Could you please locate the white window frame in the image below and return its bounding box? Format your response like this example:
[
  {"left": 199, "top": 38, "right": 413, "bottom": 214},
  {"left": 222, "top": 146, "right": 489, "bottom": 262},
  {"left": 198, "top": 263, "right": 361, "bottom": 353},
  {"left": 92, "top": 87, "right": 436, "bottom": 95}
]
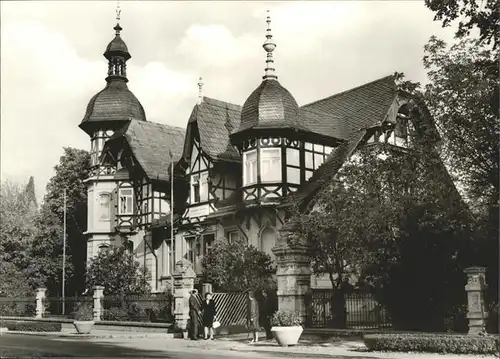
[
  {"left": 243, "top": 150, "right": 258, "bottom": 186},
  {"left": 200, "top": 172, "right": 209, "bottom": 202},
  {"left": 99, "top": 193, "right": 111, "bottom": 221},
  {"left": 118, "top": 188, "right": 134, "bottom": 215},
  {"left": 191, "top": 174, "right": 200, "bottom": 203},
  {"left": 260, "top": 148, "right": 281, "bottom": 183}
]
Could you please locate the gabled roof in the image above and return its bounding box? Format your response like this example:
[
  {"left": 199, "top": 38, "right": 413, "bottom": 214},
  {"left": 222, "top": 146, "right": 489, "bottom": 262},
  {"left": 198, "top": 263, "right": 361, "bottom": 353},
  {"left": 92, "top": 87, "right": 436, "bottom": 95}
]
[
  {"left": 302, "top": 75, "right": 398, "bottom": 136},
  {"left": 108, "top": 120, "right": 186, "bottom": 182},
  {"left": 187, "top": 97, "right": 242, "bottom": 162},
  {"left": 293, "top": 74, "right": 399, "bottom": 204}
]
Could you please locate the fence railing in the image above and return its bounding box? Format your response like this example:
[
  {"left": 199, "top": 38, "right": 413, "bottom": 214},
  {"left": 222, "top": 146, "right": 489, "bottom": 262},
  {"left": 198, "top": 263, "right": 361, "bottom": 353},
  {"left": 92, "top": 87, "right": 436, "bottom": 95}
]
[
  {"left": 101, "top": 294, "right": 173, "bottom": 323},
  {"left": 0, "top": 297, "right": 36, "bottom": 317},
  {"left": 42, "top": 296, "right": 93, "bottom": 319},
  {"left": 308, "top": 290, "right": 391, "bottom": 329}
]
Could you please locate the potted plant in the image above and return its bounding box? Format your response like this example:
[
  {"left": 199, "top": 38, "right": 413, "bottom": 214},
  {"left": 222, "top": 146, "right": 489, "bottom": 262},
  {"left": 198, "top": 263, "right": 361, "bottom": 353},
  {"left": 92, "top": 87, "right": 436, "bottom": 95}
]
[
  {"left": 270, "top": 310, "right": 304, "bottom": 347},
  {"left": 73, "top": 301, "right": 95, "bottom": 334}
]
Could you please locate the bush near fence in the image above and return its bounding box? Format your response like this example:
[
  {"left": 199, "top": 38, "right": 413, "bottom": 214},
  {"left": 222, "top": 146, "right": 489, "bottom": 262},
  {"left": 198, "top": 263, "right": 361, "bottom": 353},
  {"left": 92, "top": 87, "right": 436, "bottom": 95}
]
[
  {"left": 101, "top": 294, "right": 173, "bottom": 323},
  {"left": 6, "top": 321, "right": 62, "bottom": 332},
  {"left": 0, "top": 298, "right": 36, "bottom": 317}
]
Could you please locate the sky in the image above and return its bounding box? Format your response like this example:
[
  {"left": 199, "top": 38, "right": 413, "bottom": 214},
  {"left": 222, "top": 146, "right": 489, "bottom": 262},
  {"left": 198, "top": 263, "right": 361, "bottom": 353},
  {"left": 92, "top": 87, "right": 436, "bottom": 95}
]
[{"left": 1, "top": 1, "right": 458, "bottom": 204}]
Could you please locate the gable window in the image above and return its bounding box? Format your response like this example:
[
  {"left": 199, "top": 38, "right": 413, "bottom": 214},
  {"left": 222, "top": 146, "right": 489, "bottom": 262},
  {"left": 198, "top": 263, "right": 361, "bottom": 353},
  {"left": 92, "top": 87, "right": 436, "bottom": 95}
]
[
  {"left": 191, "top": 175, "right": 200, "bottom": 203},
  {"left": 200, "top": 173, "right": 209, "bottom": 202},
  {"left": 99, "top": 193, "right": 111, "bottom": 220},
  {"left": 119, "top": 188, "right": 133, "bottom": 215},
  {"left": 243, "top": 150, "right": 257, "bottom": 185},
  {"left": 260, "top": 148, "right": 281, "bottom": 182}
]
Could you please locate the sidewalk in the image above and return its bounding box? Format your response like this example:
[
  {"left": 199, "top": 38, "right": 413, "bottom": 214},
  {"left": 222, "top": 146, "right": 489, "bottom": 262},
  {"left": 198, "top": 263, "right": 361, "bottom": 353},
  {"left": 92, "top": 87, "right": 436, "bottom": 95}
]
[
  {"left": 2, "top": 327, "right": 496, "bottom": 358},
  {"left": 91, "top": 334, "right": 497, "bottom": 359}
]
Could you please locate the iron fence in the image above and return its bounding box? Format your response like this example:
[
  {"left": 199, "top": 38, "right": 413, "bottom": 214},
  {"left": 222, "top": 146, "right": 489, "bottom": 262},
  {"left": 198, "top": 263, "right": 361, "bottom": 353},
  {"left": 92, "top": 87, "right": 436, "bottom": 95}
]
[
  {"left": 101, "top": 294, "right": 173, "bottom": 323},
  {"left": 0, "top": 297, "right": 36, "bottom": 317},
  {"left": 43, "top": 296, "right": 93, "bottom": 319},
  {"left": 308, "top": 290, "right": 391, "bottom": 329}
]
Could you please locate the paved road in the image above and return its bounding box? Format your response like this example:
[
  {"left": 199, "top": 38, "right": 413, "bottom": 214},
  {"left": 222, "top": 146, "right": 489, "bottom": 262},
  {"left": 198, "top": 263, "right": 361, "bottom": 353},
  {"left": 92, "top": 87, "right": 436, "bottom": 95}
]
[{"left": 0, "top": 334, "right": 285, "bottom": 358}]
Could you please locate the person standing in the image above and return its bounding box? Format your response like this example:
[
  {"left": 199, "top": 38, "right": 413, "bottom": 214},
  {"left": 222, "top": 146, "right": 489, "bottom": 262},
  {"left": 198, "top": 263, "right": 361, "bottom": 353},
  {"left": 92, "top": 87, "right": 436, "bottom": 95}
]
[
  {"left": 201, "top": 292, "right": 216, "bottom": 340},
  {"left": 247, "top": 290, "right": 260, "bottom": 343},
  {"left": 259, "top": 289, "right": 274, "bottom": 340},
  {"left": 188, "top": 289, "right": 200, "bottom": 340}
]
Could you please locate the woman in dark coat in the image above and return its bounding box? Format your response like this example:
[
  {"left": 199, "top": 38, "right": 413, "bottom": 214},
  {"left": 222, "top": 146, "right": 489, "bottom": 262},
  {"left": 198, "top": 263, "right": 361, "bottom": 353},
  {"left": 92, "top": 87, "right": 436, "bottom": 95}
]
[
  {"left": 247, "top": 290, "right": 260, "bottom": 343},
  {"left": 201, "top": 292, "right": 217, "bottom": 340}
]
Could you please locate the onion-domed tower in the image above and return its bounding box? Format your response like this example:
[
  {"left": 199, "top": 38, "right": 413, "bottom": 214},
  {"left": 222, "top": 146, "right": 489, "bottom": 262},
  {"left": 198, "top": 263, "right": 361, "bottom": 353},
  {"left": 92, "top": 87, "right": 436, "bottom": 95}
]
[
  {"left": 79, "top": 8, "right": 146, "bottom": 260},
  {"left": 230, "top": 11, "right": 308, "bottom": 203}
]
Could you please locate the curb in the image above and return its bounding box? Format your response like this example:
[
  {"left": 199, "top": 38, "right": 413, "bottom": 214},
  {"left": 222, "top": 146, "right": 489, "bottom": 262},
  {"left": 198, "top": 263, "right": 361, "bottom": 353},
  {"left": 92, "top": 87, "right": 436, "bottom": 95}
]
[{"left": 1, "top": 330, "right": 174, "bottom": 340}]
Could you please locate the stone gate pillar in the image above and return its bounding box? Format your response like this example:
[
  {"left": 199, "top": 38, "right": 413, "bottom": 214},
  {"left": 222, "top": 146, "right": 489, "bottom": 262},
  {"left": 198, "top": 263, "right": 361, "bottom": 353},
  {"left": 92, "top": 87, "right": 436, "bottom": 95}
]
[
  {"left": 272, "top": 234, "right": 311, "bottom": 324},
  {"left": 35, "top": 288, "right": 47, "bottom": 319},
  {"left": 93, "top": 286, "right": 104, "bottom": 321},
  {"left": 464, "top": 266, "right": 488, "bottom": 335},
  {"left": 173, "top": 259, "right": 196, "bottom": 338}
]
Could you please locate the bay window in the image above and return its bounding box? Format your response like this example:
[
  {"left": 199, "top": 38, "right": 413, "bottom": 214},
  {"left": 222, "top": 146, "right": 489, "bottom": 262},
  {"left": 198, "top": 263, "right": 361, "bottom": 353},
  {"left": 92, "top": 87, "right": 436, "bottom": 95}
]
[
  {"left": 243, "top": 150, "right": 257, "bottom": 185},
  {"left": 260, "top": 148, "right": 281, "bottom": 182},
  {"left": 99, "top": 193, "right": 111, "bottom": 220}
]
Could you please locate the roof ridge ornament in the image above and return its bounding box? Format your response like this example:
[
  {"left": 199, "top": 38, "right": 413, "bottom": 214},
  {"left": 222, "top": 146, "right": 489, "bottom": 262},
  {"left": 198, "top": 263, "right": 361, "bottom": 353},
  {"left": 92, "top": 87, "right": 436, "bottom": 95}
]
[
  {"left": 114, "top": 1, "right": 122, "bottom": 35},
  {"left": 197, "top": 77, "right": 204, "bottom": 104},
  {"left": 262, "top": 10, "right": 277, "bottom": 80}
]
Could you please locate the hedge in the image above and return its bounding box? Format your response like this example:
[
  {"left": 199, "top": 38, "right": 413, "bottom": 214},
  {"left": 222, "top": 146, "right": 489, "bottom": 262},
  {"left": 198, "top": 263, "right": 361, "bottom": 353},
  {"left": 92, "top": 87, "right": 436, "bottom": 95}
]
[
  {"left": 364, "top": 333, "right": 499, "bottom": 355},
  {"left": 6, "top": 321, "right": 62, "bottom": 332}
]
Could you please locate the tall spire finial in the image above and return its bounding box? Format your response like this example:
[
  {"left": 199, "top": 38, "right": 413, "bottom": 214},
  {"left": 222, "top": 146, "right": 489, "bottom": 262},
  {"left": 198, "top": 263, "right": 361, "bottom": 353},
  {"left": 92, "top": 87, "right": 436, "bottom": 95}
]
[
  {"left": 262, "top": 10, "right": 277, "bottom": 80},
  {"left": 114, "top": 1, "right": 122, "bottom": 35},
  {"left": 197, "top": 77, "right": 204, "bottom": 104}
]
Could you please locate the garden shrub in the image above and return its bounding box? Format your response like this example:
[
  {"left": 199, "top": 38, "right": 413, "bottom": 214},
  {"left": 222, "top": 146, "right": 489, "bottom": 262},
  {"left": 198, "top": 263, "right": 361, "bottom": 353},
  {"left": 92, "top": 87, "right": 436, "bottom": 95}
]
[
  {"left": 271, "top": 311, "right": 303, "bottom": 327},
  {"left": 363, "top": 333, "right": 499, "bottom": 355},
  {"left": 6, "top": 321, "right": 62, "bottom": 332}
]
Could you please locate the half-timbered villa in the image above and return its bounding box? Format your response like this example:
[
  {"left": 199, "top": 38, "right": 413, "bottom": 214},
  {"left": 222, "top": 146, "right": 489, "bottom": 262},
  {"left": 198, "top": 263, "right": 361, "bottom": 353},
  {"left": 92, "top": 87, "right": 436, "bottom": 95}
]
[{"left": 80, "top": 13, "right": 418, "bottom": 292}]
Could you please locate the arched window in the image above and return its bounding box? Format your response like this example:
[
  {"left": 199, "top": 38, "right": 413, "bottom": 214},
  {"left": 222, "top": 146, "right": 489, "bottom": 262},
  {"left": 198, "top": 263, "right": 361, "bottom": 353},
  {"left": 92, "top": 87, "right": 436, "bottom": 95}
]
[
  {"left": 98, "top": 243, "right": 109, "bottom": 253},
  {"left": 260, "top": 227, "right": 277, "bottom": 260},
  {"left": 99, "top": 193, "right": 111, "bottom": 220}
]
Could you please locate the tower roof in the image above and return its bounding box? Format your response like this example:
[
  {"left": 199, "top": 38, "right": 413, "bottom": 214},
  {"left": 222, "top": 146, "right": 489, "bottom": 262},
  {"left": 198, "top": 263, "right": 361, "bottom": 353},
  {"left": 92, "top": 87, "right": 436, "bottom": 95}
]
[
  {"left": 79, "top": 8, "right": 146, "bottom": 135},
  {"left": 232, "top": 11, "right": 304, "bottom": 139},
  {"left": 104, "top": 23, "right": 131, "bottom": 61}
]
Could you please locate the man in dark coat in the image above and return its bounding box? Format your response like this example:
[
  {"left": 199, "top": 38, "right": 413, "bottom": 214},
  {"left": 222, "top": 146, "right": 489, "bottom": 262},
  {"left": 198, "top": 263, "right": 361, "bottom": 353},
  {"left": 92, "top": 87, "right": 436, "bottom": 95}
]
[
  {"left": 188, "top": 289, "right": 200, "bottom": 340},
  {"left": 247, "top": 290, "right": 259, "bottom": 343},
  {"left": 259, "top": 289, "right": 275, "bottom": 340}
]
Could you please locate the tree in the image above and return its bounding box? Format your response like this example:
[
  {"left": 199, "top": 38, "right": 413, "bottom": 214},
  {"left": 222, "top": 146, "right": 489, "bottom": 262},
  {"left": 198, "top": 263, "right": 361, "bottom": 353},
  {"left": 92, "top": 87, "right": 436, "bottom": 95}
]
[
  {"left": 289, "top": 98, "right": 473, "bottom": 330},
  {"left": 0, "top": 180, "right": 37, "bottom": 268},
  {"left": 422, "top": 37, "right": 499, "bottom": 303},
  {"left": 39, "top": 147, "right": 91, "bottom": 295},
  {"left": 86, "top": 246, "right": 151, "bottom": 296},
  {"left": 202, "top": 236, "right": 275, "bottom": 293},
  {"left": 425, "top": 0, "right": 499, "bottom": 49}
]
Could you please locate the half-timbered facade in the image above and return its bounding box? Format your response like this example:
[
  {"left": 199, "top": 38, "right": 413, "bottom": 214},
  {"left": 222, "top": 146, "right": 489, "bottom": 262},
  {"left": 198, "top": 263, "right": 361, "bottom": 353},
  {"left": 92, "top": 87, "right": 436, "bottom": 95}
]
[{"left": 81, "top": 12, "right": 433, "bottom": 292}]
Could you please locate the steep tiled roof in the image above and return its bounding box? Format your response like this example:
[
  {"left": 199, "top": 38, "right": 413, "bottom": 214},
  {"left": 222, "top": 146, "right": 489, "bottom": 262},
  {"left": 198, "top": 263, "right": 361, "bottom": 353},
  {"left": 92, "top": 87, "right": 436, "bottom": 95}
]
[
  {"left": 119, "top": 120, "right": 185, "bottom": 182},
  {"left": 294, "top": 74, "right": 399, "bottom": 204},
  {"left": 302, "top": 75, "right": 398, "bottom": 136},
  {"left": 80, "top": 79, "right": 146, "bottom": 134},
  {"left": 188, "top": 97, "right": 242, "bottom": 161}
]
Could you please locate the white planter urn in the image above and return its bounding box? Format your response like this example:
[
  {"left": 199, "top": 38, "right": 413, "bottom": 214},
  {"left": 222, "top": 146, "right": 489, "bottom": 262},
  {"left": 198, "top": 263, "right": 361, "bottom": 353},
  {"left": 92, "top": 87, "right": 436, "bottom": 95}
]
[
  {"left": 73, "top": 321, "right": 95, "bottom": 334},
  {"left": 271, "top": 326, "right": 303, "bottom": 347}
]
